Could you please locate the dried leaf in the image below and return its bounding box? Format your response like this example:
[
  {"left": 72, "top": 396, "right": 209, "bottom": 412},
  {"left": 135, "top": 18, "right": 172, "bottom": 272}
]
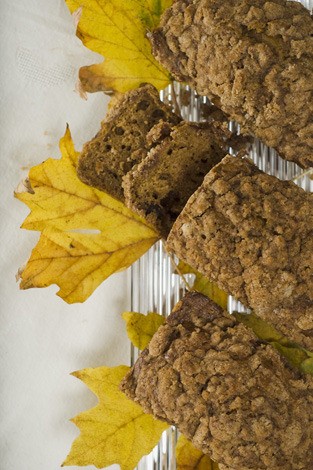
[
  {"left": 122, "top": 311, "right": 165, "bottom": 349},
  {"left": 63, "top": 366, "right": 168, "bottom": 469},
  {"left": 176, "top": 435, "right": 219, "bottom": 470},
  {"left": 16, "top": 127, "right": 159, "bottom": 303},
  {"left": 15, "top": 177, "right": 34, "bottom": 195},
  {"left": 65, "top": 0, "right": 172, "bottom": 94},
  {"left": 177, "top": 261, "right": 228, "bottom": 309},
  {"left": 234, "top": 312, "right": 313, "bottom": 376},
  {"left": 176, "top": 263, "right": 313, "bottom": 375}
]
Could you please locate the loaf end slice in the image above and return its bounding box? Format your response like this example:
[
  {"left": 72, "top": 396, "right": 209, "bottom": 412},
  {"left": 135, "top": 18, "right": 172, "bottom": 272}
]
[{"left": 77, "top": 84, "right": 181, "bottom": 200}]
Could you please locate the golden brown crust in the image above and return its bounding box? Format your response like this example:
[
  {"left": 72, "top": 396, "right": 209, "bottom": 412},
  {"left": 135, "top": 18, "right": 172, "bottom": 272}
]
[
  {"left": 121, "top": 292, "right": 313, "bottom": 470},
  {"left": 150, "top": 0, "right": 313, "bottom": 168},
  {"left": 166, "top": 155, "right": 313, "bottom": 349}
]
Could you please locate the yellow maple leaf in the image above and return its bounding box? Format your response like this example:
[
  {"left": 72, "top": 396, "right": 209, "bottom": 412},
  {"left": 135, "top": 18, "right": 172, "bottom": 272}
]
[
  {"left": 234, "top": 312, "right": 313, "bottom": 376},
  {"left": 65, "top": 0, "right": 172, "bottom": 94},
  {"left": 122, "top": 311, "right": 165, "bottom": 349},
  {"left": 63, "top": 366, "right": 168, "bottom": 469},
  {"left": 176, "top": 435, "right": 219, "bottom": 470},
  {"left": 176, "top": 263, "right": 313, "bottom": 375},
  {"left": 177, "top": 261, "right": 228, "bottom": 309},
  {"left": 16, "top": 126, "right": 159, "bottom": 303}
]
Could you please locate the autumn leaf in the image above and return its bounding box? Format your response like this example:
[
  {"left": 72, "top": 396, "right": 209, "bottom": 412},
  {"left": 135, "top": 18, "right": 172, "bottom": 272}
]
[
  {"left": 234, "top": 312, "right": 313, "bottom": 376},
  {"left": 65, "top": 0, "right": 172, "bottom": 94},
  {"left": 176, "top": 435, "right": 219, "bottom": 470},
  {"left": 175, "top": 263, "right": 313, "bottom": 375},
  {"left": 177, "top": 261, "right": 228, "bottom": 309},
  {"left": 122, "top": 311, "right": 165, "bottom": 349},
  {"left": 63, "top": 366, "right": 168, "bottom": 469},
  {"left": 16, "top": 126, "right": 159, "bottom": 303}
]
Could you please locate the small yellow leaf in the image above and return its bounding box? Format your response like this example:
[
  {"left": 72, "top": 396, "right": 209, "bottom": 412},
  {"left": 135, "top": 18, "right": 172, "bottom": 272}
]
[
  {"left": 63, "top": 366, "right": 168, "bottom": 469},
  {"left": 176, "top": 264, "right": 313, "bottom": 374},
  {"left": 122, "top": 311, "right": 165, "bottom": 349},
  {"left": 16, "top": 127, "right": 159, "bottom": 303},
  {"left": 176, "top": 435, "right": 219, "bottom": 470},
  {"left": 177, "top": 261, "right": 228, "bottom": 309},
  {"left": 65, "top": 0, "right": 171, "bottom": 94},
  {"left": 234, "top": 312, "right": 313, "bottom": 376}
]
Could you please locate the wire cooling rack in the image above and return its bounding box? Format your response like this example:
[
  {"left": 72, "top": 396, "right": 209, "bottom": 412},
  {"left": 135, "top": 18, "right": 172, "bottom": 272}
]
[{"left": 129, "top": 2, "right": 313, "bottom": 462}]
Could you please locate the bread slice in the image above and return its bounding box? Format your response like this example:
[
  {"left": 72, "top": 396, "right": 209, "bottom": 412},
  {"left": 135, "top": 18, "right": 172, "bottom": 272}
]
[
  {"left": 77, "top": 84, "right": 181, "bottom": 201},
  {"left": 123, "top": 121, "right": 225, "bottom": 237},
  {"left": 121, "top": 292, "right": 313, "bottom": 470},
  {"left": 166, "top": 155, "right": 313, "bottom": 349}
]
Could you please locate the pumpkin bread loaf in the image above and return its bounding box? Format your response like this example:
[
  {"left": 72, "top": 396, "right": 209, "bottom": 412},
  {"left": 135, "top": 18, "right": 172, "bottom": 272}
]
[
  {"left": 150, "top": 0, "right": 313, "bottom": 167},
  {"left": 121, "top": 292, "right": 313, "bottom": 470},
  {"left": 167, "top": 156, "right": 313, "bottom": 349}
]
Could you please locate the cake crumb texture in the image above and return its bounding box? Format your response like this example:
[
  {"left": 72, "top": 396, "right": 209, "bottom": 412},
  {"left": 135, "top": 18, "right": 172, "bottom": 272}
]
[
  {"left": 123, "top": 121, "right": 225, "bottom": 237},
  {"left": 77, "top": 84, "right": 181, "bottom": 200}
]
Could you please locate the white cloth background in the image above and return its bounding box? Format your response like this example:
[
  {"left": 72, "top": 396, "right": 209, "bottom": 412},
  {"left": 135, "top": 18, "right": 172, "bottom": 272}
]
[{"left": 0, "top": 1, "right": 129, "bottom": 469}]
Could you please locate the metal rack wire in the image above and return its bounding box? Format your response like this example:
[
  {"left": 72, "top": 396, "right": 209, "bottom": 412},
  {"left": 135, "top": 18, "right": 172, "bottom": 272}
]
[{"left": 129, "top": 2, "right": 313, "bottom": 461}]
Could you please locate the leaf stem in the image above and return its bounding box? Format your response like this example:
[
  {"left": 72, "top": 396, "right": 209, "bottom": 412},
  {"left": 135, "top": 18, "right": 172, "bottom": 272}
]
[{"left": 291, "top": 168, "right": 313, "bottom": 182}]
